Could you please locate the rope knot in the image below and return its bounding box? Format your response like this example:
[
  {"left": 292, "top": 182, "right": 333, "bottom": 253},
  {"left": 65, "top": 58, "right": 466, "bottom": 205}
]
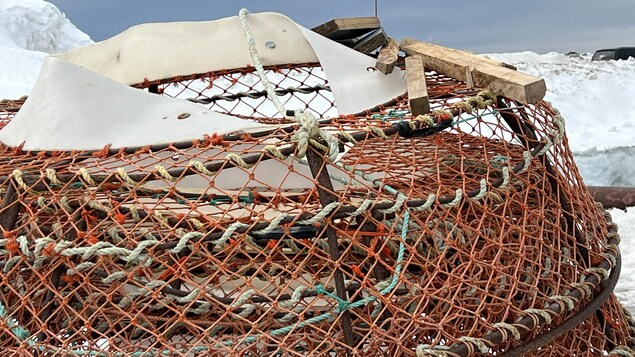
[{"left": 291, "top": 110, "right": 338, "bottom": 161}]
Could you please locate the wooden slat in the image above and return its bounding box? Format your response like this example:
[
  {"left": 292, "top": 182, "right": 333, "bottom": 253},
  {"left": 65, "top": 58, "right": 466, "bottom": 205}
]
[
  {"left": 312, "top": 17, "right": 381, "bottom": 41},
  {"left": 400, "top": 38, "right": 546, "bottom": 104},
  {"left": 405, "top": 55, "right": 430, "bottom": 116},
  {"left": 353, "top": 29, "right": 387, "bottom": 54},
  {"left": 375, "top": 37, "right": 400, "bottom": 74}
]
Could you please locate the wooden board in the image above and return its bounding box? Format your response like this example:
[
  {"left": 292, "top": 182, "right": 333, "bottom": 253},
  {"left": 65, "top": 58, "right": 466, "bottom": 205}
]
[
  {"left": 400, "top": 38, "right": 546, "bottom": 104},
  {"left": 353, "top": 28, "right": 387, "bottom": 54},
  {"left": 405, "top": 55, "right": 430, "bottom": 116},
  {"left": 312, "top": 17, "right": 381, "bottom": 41},
  {"left": 375, "top": 37, "right": 400, "bottom": 74}
]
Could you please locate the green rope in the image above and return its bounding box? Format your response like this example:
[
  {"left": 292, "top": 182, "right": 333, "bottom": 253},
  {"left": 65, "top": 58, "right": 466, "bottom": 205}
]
[
  {"left": 0, "top": 301, "right": 34, "bottom": 346},
  {"left": 371, "top": 109, "right": 409, "bottom": 122},
  {"left": 42, "top": 210, "right": 409, "bottom": 356},
  {"left": 451, "top": 108, "right": 496, "bottom": 126}
]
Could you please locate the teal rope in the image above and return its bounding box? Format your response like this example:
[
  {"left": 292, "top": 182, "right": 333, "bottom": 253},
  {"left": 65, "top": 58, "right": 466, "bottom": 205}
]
[
  {"left": 235, "top": 210, "right": 408, "bottom": 345},
  {"left": 451, "top": 108, "right": 496, "bottom": 126},
  {"left": 59, "top": 210, "right": 410, "bottom": 355},
  {"left": 370, "top": 109, "right": 409, "bottom": 122},
  {"left": 0, "top": 301, "right": 34, "bottom": 346}
]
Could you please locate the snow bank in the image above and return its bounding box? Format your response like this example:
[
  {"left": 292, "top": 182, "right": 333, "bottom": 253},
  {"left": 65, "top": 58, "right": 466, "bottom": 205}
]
[
  {"left": 611, "top": 207, "right": 635, "bottom": 312},
  {"left": 486, "top": 51, "right": 635, "bottom": 186},
  {"left": 0, "top": 0, "right": 91, "bottom": 53},
  {"left": 0, "top": 0, "right": 91, "bottom": 98}
]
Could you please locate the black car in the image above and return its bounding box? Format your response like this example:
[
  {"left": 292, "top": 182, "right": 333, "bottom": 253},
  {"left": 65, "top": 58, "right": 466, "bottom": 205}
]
[{"left": 591, "top": 47, "right": 635, "bottom": 61}]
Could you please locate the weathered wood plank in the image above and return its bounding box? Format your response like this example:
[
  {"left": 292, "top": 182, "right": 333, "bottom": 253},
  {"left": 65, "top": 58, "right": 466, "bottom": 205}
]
[
  {"left": 405, "top": 55, "right": 430, "bottom": 116},
  {"left": 312, "top": 17, "right": 381, "bottom": 41},
  {"left": 353, "top": 28, "right": 387, "bottom": 54},
  {"left": 400, "top": 38, "right": 546, "bottom": 104},
  {"left": 375, "top": 37, "right": 400, "bottom": 74}
]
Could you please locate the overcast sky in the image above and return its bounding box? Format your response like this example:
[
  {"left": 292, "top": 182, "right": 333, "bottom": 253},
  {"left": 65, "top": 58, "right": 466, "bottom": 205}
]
[{"left": 48, "top": 0, "right": 635, "bottom": 54}]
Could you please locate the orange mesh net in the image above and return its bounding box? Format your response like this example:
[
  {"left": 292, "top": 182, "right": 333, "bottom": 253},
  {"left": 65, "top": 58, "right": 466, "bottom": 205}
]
[{"left": 0, "top": 63, "right": 632, "bottom": 356}]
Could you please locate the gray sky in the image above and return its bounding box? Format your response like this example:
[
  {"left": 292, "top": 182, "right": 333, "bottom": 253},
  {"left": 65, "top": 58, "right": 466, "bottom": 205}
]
[{"left": 48, "top": 0, "right": 635, "bottom": 54}]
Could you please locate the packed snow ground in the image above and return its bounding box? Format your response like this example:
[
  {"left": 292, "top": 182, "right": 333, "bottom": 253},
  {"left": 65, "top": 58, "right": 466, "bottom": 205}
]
[{"left": 1, "top": 0, "right": 634, "bottom": 317}]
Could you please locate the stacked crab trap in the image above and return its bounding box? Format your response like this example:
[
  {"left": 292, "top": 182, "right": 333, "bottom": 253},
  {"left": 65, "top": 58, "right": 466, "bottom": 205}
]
[{"left": 0, "top": 10, "right": 634, "bottom": 356}]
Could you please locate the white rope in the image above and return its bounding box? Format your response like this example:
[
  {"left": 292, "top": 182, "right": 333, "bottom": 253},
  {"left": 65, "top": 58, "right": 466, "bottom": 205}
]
[
  {"left": 78, "top": 167, "right": 97, "bottom": 186},
  {"left": 238, "top": 9, "right": 286, "bottom": 117},
  {"left": 492, "top": 322, "right": 521, "bottom": 340},
  {"left": 45, "top": 168, "right": 63, "bottom": 187},
  {"left": 239, "top": 8, "right": 338, "bottom": 161}
]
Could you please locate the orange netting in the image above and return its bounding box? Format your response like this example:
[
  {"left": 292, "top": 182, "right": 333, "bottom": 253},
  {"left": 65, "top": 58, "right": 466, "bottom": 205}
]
[{"left": 0, "top": 63, "right": 632, "bottom": 356}]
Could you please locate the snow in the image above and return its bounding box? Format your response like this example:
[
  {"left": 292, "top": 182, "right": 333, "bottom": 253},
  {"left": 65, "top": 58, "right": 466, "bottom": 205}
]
[
  {"left": 0, "top": 0, "right": 92, "bottom": 98},
  {"left": 0, "top": 0, "right": 634, "bottom": 328},
  {"left": 486, "top": 51, "right": 635, "bottom": 187}
]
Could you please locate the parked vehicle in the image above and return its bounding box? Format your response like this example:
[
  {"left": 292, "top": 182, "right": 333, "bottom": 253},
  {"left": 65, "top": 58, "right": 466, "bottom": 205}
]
[{"left": 592, "top": 47, "right": 635, "bottom": 61}]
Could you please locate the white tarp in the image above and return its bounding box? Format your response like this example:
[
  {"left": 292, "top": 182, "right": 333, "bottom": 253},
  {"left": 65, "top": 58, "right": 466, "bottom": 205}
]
[
  {"left": 0, "top": 12, "right": 406, "bottom": 151},
  {"left": 0, "top": 57, "right": 270, "bottom": 150}
]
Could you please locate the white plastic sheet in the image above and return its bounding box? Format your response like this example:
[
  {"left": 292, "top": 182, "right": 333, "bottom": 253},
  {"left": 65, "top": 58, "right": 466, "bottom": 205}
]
[{"left": 0, "top": 12, "right": 407, "bottom": 150}]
